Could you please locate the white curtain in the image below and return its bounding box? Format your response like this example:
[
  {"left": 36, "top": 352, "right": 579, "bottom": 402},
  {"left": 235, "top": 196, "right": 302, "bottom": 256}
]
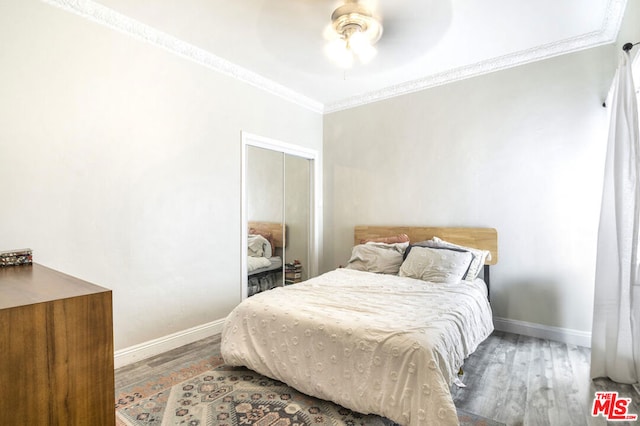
[{"left": 591, "top": 51, "right": 640, "bottom": 384}]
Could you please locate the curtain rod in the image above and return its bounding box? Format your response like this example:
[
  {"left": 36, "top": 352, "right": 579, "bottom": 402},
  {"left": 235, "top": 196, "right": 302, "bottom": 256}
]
[{"left": 602, "top": 42, "right": 639, "bottom": 107}]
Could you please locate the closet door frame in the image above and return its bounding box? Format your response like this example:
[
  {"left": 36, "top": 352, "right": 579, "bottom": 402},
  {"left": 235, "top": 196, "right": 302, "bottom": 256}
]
[{"left": 241, "top": 131, "right": 320, "bottom": 300}]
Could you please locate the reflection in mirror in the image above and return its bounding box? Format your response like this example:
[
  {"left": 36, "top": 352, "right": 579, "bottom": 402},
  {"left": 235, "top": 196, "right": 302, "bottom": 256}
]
[
  {"left": 242, "top": 133, "right": 317, "bottom": 300},
  {"left": 284, "top": 154, "right": 311, "bottom": 284},
  {"left": 246, "top": 146, "right": 284, "bottom": 296},
  {"left": 247, "top": 147, "right": 283, "bottom": 228}
]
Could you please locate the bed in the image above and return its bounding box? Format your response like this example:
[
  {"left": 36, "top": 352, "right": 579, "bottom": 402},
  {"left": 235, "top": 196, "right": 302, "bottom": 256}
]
[
  {"left": 224, "top": 226, "right": 498, "bottom": 425},
  {"left": 247, "top": 221, "right": 285, "bottom": 296}
]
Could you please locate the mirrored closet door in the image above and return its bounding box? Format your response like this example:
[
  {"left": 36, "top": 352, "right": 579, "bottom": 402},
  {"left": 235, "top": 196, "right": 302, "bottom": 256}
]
[
  {"left": 284, "top": 154, "right": 311, "bottom": 285},
  {"left": 242, "top": 132, "right": 317, "bottom": 300}
]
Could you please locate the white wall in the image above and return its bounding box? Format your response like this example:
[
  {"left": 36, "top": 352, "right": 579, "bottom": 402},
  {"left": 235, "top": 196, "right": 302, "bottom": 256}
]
[
  {"left": 323, "top": 45, "right": 618, "bottom": 337},
  {"left": 0, "top": 0, "right": 322, "bottom": 351}
]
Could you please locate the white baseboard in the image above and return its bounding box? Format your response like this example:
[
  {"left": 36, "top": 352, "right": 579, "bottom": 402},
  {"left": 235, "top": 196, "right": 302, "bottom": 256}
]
[
  {"left": 493, "top": 316, "right": 592, "bottom": 348},
  {"left": 114, "top": 318, "right": 226, "bottom": 369}
]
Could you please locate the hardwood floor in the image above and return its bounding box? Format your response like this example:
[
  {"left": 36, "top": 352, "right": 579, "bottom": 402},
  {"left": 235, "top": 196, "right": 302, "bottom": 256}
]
[
  {"left": 114, "top": 333, "right": 222, "bottom": 391},
  {"left": 451, "top": 331, "right": 640, "bottom": 426},
  {"left": 115, "top": 331, "right": 639, "bottom": 426}
]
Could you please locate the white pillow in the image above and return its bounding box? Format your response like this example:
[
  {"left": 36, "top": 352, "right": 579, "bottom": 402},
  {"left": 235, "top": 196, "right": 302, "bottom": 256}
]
[
  {"left": 345, "top": 242, "right": 409, "bottom": 275},
  {"left": 247, "top": 234, "right": 272, "bottom": 258},
  {"left": 399, "top": 246, "right": 473, "bottom": 284},
  {"left": 426, "top": 237, "right": 491, "bottom": 280}
]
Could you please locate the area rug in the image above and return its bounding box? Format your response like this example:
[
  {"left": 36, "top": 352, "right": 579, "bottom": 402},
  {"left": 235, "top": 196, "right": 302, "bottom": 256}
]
[{"left": 116, "top": 361, "right": 503, "bottom": 426}]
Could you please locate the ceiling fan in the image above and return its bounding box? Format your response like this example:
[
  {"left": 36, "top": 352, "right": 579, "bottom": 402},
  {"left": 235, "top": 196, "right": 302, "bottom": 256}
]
[{"left": 323, "top": 0, "right": 383, "bottom": 68}]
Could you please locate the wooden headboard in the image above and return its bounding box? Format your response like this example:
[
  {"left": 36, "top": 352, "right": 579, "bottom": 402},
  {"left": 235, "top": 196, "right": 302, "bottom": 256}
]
[
  {"left": 354, "top": 226, "right": 498, "bottom": 265},
  {"left": 249, "top": 221, "right": 286, "bottom": 248}
]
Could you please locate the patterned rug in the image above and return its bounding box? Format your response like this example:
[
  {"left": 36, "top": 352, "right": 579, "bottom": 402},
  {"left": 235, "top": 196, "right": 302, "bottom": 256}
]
[{"left": 116, "top": 357, "right": 503, "bottom": 426}]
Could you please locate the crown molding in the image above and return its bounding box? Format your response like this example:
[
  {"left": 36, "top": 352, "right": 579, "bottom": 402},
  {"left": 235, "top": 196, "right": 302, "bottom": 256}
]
[
  {"left": 44, "top": 0, "right": 626, "bottom": 115},
  {"left": 324, "top": 0, "right": 627, "bottom": 113},
  {"left": 43, "top": 0, "right": 324, "bottom": 114}
]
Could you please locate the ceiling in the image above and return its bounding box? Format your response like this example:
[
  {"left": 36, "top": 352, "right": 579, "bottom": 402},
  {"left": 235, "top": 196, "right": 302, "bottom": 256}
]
[{"left": 49, "top": 0, "right": 626, "bottom": 113}]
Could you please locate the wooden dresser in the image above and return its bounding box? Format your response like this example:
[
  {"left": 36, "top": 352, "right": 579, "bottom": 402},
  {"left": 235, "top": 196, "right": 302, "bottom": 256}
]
[{"left": 0, "top": 263, "right": 115, "bottom": 425}]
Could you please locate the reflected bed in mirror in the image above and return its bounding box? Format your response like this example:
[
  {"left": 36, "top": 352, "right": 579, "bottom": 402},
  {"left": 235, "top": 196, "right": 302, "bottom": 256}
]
[{"left": 247, "top": 221, "right": 285, "bottom": 296}]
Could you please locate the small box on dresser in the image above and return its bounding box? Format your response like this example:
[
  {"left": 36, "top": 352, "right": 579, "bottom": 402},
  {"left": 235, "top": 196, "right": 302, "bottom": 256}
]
[{"left": 0, "top": 248, "right": 32, "bottom": 267}]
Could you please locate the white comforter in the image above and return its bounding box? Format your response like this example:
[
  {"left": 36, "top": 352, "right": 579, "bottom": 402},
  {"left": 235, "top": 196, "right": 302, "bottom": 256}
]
[
  {"left": 221, "top": 268, "right": 493, "bottom": 426},
  {"left": 247, "top": 255, "right": 272, "bottom": 272}
]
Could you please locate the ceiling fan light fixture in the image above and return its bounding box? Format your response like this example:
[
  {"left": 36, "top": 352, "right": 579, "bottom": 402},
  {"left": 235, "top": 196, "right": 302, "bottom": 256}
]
[
  {"left": 325, "top": 1, "right": 382, "bottom": 68},
  {"left": 348, "top": 31, "right": 377, "bottom": 63},
  {"left": 324, "top": 38, "right": 355, "bottom": 69}
]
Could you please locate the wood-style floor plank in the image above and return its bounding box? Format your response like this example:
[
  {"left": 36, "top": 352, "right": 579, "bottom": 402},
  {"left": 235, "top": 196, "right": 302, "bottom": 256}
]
[
  {"left": 523, "top": 336, "right": 552, "bottom": 425},
  {"left": 548, "top": 340, "right": 583, "bottom": 425},
  {"left": 114, "top": 334, "right": 222, "bottom": 390},
  {"left": 451, "top": 331, "right": 640, "bottom": 426},
  {"left": 116, "top": 331, "right": 640, "bottom": 426}
]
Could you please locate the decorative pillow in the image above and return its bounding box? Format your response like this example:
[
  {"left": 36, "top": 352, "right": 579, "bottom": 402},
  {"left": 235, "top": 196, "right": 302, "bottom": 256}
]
[
  {"left": 403, "top": 242, "right": 467, "bottom": 260},
  {"left": 421, "top": 237, "right": 491, "bottom": 280},
  {"left": 359, "top": 233, "right": 410, "bottom": 245},
  {"left": 403, "top": 244, "right": 472, "bottom": 278},
  {"left": 399, "top": 246, "right": 473, "bottom": 284},
  {"left": 345, "top": 241, "right": 409, "bottom": 275}
]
